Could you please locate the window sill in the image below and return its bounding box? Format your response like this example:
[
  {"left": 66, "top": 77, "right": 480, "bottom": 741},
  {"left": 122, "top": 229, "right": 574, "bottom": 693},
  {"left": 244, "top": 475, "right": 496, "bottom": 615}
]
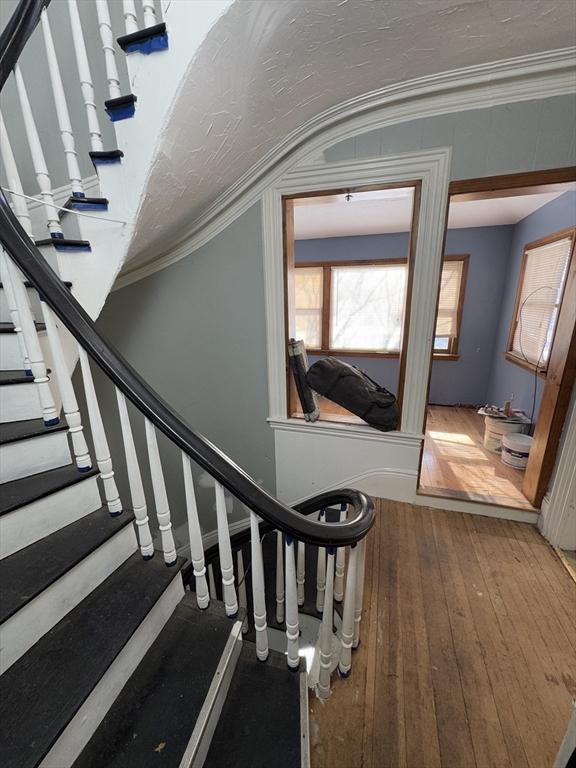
[
  {"left": 505, "top": 352, "right": 547, "bottom": 378},
  {"left": 305, "top": 349, "right": 461, "bottom": 360},
  {"left": 432, "top": 353, "right": 460, "bottom": 361},
  {"left": 268, "top": 416, "right": 424, "bottom": 445}
]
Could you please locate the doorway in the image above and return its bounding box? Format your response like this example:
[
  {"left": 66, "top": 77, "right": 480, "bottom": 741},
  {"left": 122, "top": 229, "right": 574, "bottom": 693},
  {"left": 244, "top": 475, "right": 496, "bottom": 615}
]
[
  {"left": 283, "top": 183, "right": 421, "bottom": 426},
  {"left": 418, "top": 169, "right": 576, "bottom": 510}
]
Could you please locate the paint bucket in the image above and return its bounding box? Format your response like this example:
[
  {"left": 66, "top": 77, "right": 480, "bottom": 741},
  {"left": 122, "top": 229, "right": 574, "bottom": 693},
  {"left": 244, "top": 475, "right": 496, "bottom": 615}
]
[
  {"left": 501, "top": 433, "right": 533, "bottom": 470},
  {"left": 483, "top": 416, "right": 524, "bottom": 454}
]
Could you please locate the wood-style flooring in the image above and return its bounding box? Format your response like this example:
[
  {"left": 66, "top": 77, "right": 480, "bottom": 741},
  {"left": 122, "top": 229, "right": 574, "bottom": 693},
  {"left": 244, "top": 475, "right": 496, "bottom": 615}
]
[
  {"left": 420, "top": 405, "right": 535, "bottom": 510},
  {"left": 309, "top": 500, "right": 576, "bottom": 768}
]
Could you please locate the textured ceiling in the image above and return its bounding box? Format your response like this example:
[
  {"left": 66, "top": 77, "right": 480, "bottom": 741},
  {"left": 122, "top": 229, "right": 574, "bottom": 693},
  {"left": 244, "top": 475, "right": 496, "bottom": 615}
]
[{"left": 128, "top": 0, "right": 576, "bottom": 268}]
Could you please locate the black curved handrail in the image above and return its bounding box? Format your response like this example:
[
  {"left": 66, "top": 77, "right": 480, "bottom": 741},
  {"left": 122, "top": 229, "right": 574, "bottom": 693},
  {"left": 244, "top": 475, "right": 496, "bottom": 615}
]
[{"left": 0, "top": 1, "right": 375, "bottom": 547}]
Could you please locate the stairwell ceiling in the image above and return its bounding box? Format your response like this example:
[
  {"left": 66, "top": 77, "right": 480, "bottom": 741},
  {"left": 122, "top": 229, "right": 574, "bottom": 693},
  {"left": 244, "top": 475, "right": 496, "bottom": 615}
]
[{"left": 127, "top": 0, "right": 576, "bottom": 272}]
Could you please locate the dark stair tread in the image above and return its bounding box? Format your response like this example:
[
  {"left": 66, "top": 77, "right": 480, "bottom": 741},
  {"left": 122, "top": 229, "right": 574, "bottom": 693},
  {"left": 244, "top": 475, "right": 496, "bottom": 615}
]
[
  {"left": 203, "top": 644, "right": 302, "bottom": 768},
  {"left": 0, "top": 321, "right": 45, "bottom": 333},
  {"left": 0, "top": 369, "right": 34, "bottom": 385},
  {"left": 0, "top": 553, "right": 185, "bottom": 768},
  {"left": 0, "top": 415, "right": 68, "bottom": 445},
  {"left": 0, "top": 280, "right": 72, "bottom": 289},
  {"left": 73, "top": 593, "right": 234, "bottom": 768},
  {"left": 35, "top": 238, "right": 91, "bottom": 250},
  {"left": 0, "top": 506, "right": 135, "bottom": 623},
  {"left": 117, "top": 22, "right": 167, "bottom": 50},
  {"left": 0, "top": 463, "right": 99, "bottom": 516}
]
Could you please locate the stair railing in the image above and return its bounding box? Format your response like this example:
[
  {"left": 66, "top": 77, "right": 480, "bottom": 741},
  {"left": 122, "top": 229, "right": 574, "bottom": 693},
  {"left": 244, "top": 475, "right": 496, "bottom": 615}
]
[{"left": 0, "top": 0, "right": 375, "bottom": 696}]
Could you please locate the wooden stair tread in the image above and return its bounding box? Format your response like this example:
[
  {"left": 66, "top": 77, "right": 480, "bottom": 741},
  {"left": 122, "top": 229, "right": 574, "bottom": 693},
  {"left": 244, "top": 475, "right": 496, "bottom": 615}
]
[
  {"left": 203, "top": 644, "right": 302, "bottom": 768},
  {"left": 0, "top": 553, "right": 185, "bottom": 768},
  {"left": 0, "top": 463, "right": 99, "bottom": 516},
  {"left": 0, "top": 415, "right": 68, "bottom": 445},
  {"left": 0, "top": 321, "right": 45, "bottom": 333},
  {"left": 0, "top": 506, "right": 135, "bottom": 623},
  {"left": 73, "top": 594, "right": 235, "bottom": 768}
]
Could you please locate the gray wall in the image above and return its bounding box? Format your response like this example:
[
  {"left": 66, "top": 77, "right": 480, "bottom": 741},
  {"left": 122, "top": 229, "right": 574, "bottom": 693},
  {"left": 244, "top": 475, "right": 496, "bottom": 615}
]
[
  {"left": 89, "top": 201, "right": 273, "bottom": 542},
  {"left": 89, "top": 95, "right": 575, "bottom": 534}
]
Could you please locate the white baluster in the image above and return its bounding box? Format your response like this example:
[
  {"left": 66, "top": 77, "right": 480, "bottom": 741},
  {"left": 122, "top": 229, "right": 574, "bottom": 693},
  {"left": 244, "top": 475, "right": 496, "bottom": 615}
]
[
  {"left": 181, "top": 453, "right": 209, "bottom": 608},
  {"left": 0, "top": 114, "right": 31, "bottom": 373},
  {"left": 142, "top": 0, "right": 157, "bottom": 28},
  {"left": 41, "top": 9, "right": 84, "bottom": 196},
  {"left": 79, "top": 347, "right": 122, "bottom": 514},
  {"left": 353, "top": 538, "right": 367, "bottom": 649},
  {"left": 237, "top": 549, "right": 248, "bottom": 633},
  {"left": 0, "top": 111, "right": 33, "bottom": 236},
  {"left": 144, "top": 418, "right": 177, "bottom": 565},
  {"left": 208, "top": 564, "right": 217, "bottom": 599},
  {"left": 115, "top": 389, "right": 154, "bottom": 558},
  {"left": 43, "top": 306, "right": 92, "bottom": 470},
  {"left": 316, "top": 510, "right": 326, "bottom": 613},
  {"left": 214, "top": 482, "right": 238, "bottom": 617},
  {"left": 334, "top": 503, "right": 347, "bottom": 602},
  {"left": 339, "top": 543, "right": 358, "bottom": 677},
  {"left": 275, "top": 530, "right": 285, "bottom": 624},
  {"left": 13, "top": 65, "right": 62, "bottom": 235},
  {"left": 318, "top": 549, "right": 335, "bottom": 699},
  {"left": 67, "top": 0, "right": 104, "bottom": 153},
  {"left": 285, "top": 536, "right": 300, "bottom": 670},
  {"left": 0, "top": 254, "right": 30, "bottom": 374},
  {"left": 0, "top": 253, "right": 59, "bottom": 425},
  {"left": 297, "top": 541, "right": 306, "bottom": 606},
  {"left": 123, "top": 0, "right": 139, "bottom": 34},
  {"left": 250, "top": 512, "right": 269, "bottom": 660},
  {"left": 95, "top": 0, "right": 122, "bottom": 100}
]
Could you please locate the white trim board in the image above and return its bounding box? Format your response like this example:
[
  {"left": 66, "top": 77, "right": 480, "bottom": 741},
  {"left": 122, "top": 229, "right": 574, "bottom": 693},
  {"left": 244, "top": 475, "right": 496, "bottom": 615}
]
[
  {"left": 114, "top": 47, "right": 576, "bottom": 289},
  {"left": 263, "top": 148, "right": 451, "bottom": 437}
]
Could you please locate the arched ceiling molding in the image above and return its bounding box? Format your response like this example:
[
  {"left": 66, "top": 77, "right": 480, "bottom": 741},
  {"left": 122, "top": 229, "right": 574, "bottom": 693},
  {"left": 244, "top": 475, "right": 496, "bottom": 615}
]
[{"left": 116, "top": 46, "right": 576, "bottom": 289}]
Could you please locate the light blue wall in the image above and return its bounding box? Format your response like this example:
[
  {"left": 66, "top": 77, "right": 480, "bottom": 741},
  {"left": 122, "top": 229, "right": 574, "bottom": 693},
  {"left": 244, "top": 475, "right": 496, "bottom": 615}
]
[
  {"left": 296, "top": 226, "right": 513, "bottom": 405},
  {"left": 487, "top": 191, "right": 576, "bottom": 419}
]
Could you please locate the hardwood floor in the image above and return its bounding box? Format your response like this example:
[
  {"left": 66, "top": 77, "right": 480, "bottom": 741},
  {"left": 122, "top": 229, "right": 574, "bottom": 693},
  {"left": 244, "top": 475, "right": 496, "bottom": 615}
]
[
  {"left": 420, "top": 405, "right": 536, "bottom": 510},
  {"left": 309, "top": 500, "right": 576, "bottom": 768}
]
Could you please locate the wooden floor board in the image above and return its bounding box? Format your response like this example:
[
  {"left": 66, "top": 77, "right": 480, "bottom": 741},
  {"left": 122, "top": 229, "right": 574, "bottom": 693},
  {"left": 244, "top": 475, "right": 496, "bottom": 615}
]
[
  {"left": 420, "top": 406, "right": 536, "bottom": 510},
  {"left": 309, "top": 501, "right": 575, "bottom": 768}
]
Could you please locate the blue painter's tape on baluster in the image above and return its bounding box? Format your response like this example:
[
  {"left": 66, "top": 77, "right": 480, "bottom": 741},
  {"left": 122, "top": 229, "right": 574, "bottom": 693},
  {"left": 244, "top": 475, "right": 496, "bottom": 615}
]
[{"left": 117, "top": 23, "right": 169, "bottom": 55}]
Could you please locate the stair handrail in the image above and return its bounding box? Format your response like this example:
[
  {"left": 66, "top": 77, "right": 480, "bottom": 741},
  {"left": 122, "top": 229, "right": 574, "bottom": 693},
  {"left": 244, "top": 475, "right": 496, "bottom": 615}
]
[{"left": 0, "top": 0, "right": 375, "bottom": 548}]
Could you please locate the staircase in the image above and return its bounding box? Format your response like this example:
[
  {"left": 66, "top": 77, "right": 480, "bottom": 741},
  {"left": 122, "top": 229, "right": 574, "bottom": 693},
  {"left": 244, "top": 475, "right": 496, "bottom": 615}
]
[{"left": 0, "top": 2, "right": 374, "bottom": 766}]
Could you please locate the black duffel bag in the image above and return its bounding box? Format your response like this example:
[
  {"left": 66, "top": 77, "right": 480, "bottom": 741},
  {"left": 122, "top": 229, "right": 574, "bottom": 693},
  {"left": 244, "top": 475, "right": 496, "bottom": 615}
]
[{"left": 306, "top": 357, "right": 400, "bottom": 431}]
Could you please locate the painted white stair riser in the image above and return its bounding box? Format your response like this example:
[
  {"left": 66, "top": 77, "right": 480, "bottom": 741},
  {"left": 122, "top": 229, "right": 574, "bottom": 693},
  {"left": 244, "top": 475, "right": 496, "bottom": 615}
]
[
  {"left": 0, "top": 381, "right": 43, "bottom": 422},
  {"left": 0, "top": 287, "right": 44, "bottom": 324},
  {"left": 39, "top": 574, "right": 185, "bottom": 768},
  {"left": 0, "top": 524, "right": 138, "bottom": 673},
  {"left": 0, "top": 331, "right": 38, "bottom": 371},
  {"left": 0, "top": 430, "right": 71, "bottom": 483},
  {"left": 0, "top": 474, "right": 101, "bottom": 559}
]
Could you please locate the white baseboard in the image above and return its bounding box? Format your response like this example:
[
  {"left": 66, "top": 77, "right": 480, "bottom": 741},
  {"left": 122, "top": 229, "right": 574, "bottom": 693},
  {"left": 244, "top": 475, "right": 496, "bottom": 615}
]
[
  {"left": 0, "top": 474, "right": 102, "bottom": 559},
  {"left": 39, "top": 573, "right": 185, "bottom": 768},
  {"left": 1, "top": 524, "right": 138, "bottom": 673},
  {"left": 413, "top": 491, "right": 540, "bottom": 524},
  {"left": 0, "top": 429, "right": 71, "bottom": 483}
]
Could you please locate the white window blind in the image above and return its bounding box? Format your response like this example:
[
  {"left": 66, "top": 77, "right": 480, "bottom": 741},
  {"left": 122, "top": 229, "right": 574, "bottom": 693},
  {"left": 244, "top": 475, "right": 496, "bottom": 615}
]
[
  {"left": 295, "top": 266, "right": 323, "bottom": 349},
  {"left": 330, "top": 264, "right": 407, "bottom": 351},
  {"left": 511, "top": 235, "right": 573, "bottom": 367},
  {"left": 436, "top": 259, "right": 464, "bottom": 338}
]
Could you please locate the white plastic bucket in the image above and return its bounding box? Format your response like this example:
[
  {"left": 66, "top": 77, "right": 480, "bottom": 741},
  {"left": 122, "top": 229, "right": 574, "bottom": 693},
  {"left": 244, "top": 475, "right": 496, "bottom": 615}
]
[
  {"left": 501, "top": 433, "right": 533, "bottom": 470},
  {"left": 483, "top": 416, "right": 524, "bottom": 454}
]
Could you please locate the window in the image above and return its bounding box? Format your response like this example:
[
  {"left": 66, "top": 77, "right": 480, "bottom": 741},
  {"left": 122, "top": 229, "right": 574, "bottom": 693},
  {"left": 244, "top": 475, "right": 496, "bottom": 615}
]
[
  {"left": 507, "top": 228, "right": 575, "bottom": 373},
  {"left": 294, "top": 257, "right": 467, "bottom": 358},
  {"left": 433, "top": 256, "right": 468, "bottom": 356}
]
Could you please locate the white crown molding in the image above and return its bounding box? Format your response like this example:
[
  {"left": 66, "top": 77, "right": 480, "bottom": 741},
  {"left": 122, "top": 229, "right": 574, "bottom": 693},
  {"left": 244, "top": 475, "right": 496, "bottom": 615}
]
[{"left": 115, "top": 47, "right": 576, "bottom": 289}]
